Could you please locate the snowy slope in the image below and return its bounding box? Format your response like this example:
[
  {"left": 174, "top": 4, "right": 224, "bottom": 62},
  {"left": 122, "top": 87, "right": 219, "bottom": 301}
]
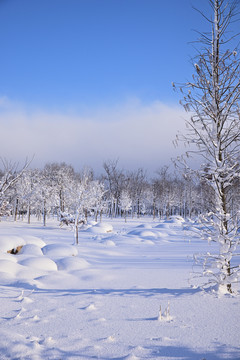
[{"left": 0, "top": 217, "right": 239, "bottom": 360}]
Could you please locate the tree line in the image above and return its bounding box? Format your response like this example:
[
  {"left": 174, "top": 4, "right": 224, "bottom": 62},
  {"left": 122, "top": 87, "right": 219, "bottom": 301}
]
[{"left": 0, "top": 158, "right": 239, "bottom": 227}]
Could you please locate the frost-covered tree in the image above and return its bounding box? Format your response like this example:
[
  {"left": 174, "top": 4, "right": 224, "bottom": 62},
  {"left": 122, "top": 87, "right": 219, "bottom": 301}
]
[
  {"left": 127, "top": 168, "right": 147, "bottom": 218},
  {"left": 151, "top": 167, "right": 178, "bottom": 219},
  {"left": 90, "top": 180, "right": 107, "bottom": 222},
  {"left": 103, "top": 159, "right": 125, "bottom": 217},
  {"left": 36, "top": 167, "right": 60, "bottom": 226},
  {"left": 0, "top": 159, "right": 30, "bottom": 219},
  {"left": 175, "top": 0, "right": 240, "bottom": 293},
  {"left": 45, "top": 163, "right": 76, "bottom": 214},
  {"left": 69, "top": 168, "right": 96, "bottom": 244},
  {"left": 14, "top": 169, "right": 39, "bottom": 223},
  {"left": 119, "top": 189, "right": 132, "bottom": 222}
]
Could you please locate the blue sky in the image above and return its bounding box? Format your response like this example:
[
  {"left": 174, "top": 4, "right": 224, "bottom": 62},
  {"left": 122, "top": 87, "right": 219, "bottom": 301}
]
[
  {"left": 0, "top": 0, "right": 206, "bottom": 109},
  {"left": 0, "top": 0, "right": 216, "bottom": 174}
]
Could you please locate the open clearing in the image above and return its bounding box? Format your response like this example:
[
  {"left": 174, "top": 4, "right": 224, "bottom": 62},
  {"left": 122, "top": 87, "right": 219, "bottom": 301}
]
[{"left": 0, "top": 217, "right": 239, "bottom": 360}]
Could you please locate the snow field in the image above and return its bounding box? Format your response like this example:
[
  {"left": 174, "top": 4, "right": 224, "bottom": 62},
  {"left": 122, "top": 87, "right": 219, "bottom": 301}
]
[{"left": 0, "top": 217, "right": 239, "bottom": 359}]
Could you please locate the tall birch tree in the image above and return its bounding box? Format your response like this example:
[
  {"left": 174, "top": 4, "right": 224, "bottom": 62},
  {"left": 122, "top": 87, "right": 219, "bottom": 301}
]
[{"left": 175, "top": 0, "right": 240, "bottom": 293}]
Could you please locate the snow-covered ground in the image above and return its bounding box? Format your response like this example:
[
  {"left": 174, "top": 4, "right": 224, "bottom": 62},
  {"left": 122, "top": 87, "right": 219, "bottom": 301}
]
[{"left": 0, "top": 216, "right": 239, "bottom": 360}]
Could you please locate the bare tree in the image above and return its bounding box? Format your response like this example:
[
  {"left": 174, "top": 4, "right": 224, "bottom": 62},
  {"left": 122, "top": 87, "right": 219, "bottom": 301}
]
[{"left": 175, "top": 0, "right": 240, "bottom": 293}]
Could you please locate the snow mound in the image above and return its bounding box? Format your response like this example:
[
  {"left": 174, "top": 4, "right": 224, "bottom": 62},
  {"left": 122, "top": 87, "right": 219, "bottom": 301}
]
[
  {"left": 85, "top": 303, "right": 96, "bottom": 311},
  {"left": 103, "top": 239, "right": 116, "bottom": 247},
  {"left": 0, "top": 252, "right": 18, "bottom": 262},
  {"left": 128, "top": 229, "right": 158, "bottom": 238},
  {"left": 164, "top": 216, "right": 185, "bottom": 224},
  {"left": 154, "top": 223, "right": 170, "bottom": 229},
  {"left": 42, "top": 244, "right": 78, "bottom": 257},
  {"left": 56, "top": 257, "right": 90, "bottom": 271},
  {"left": 0, "top": 259, "right": 24, "bottom": 276},
  {"left": 124, "top": 354, "right": 140, "bottom": 360},
  {"left": 87, "top": 222, "right": 113, "bottom": 234},
  {"left": 35, "top": 272, "right": 82, "bottom": 290},
  {"left": 142, "top": 239, "right": 154, "bottom": 245},
  {"left": 155, "top": 231, "right": 170, "bottom": 238},
  {"left": 23, "top": 235, "right": 46, "bottom": 248},
  {"left": 19, "top": 257, "right": 58, "bottom": 271},
  {"left": 139, "top": 230, "right": 158, "bottom": 238},
  {"left": 88, "top": 220, "right": 98, "bottom": 226},
  {"left": 0, "top": 235, "right": 26, "bottom": 253},
  {"left": 19, "top": 244, "right": 43, "bottom": 256},
  {"left": 154, "top": 223, "right": 176, "bottom": 236},
  {"left": 136, "top": 224, "right": 152, "bottom": 229}
]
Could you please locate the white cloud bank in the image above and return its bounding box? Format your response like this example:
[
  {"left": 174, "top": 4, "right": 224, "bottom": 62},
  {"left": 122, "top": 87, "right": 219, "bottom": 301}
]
[{"left": 0, "top": 98, "right": 188, "bottom": 175}]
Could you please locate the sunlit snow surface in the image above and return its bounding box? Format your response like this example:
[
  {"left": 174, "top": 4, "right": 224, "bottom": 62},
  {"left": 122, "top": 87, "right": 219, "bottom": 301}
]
[{"left": 0, "top": 217, "right": 239, "bottom": 360}]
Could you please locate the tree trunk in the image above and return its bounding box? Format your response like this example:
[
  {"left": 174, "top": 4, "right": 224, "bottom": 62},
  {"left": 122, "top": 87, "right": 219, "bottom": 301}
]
[
  {"left": 27, "top": 203, "right": 31, "bottom": 224},
  {"left": 95, "top": 210, "right": 99, "bottom": 222},
  {"left": 14, "top": 198, "right": 18, "bottom": 222},
  {"left": 74, "top": 210, "right": 79, "bottom": 245},
  {"left": 43, "top": 199, "right": 46, "bottom": 227}
]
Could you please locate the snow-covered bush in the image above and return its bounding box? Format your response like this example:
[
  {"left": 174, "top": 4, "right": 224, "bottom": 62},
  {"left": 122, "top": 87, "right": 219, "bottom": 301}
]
[{"left": 119, "top": 190, "right": 132, "bottom": 222}]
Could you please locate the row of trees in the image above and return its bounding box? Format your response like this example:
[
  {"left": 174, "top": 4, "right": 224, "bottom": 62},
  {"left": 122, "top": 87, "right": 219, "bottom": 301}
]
[{"left": 0, "top": 159, "right": 240, "bottom": 227}]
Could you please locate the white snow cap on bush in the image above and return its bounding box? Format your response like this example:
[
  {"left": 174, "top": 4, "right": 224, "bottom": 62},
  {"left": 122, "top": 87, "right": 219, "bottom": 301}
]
[
  {"left": 19, "top": 244, "right": 44, "bottom": 256},
  {"left": 87, "top": 222, "right": 113, "bottom": 234},
  {"left": 19, "top": 257, "right": 58, "bottom": 271},
  {"left": 42, "top": 244, "right": 78, "bottom": 257},
  {"left": 0, "top": 236, "right": 26, "bottom": 253}
]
